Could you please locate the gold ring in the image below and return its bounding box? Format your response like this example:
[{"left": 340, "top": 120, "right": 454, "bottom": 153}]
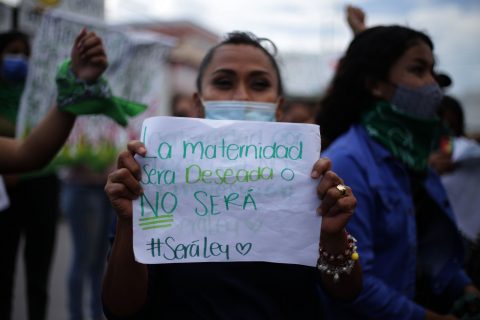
[{"left": 336, "top": 184, "right": 348, "bottom": 196}]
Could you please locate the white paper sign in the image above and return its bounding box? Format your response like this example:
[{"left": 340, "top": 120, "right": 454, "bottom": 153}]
[{"left": 132, "top": 117, "right": 322, "bottom": 266}]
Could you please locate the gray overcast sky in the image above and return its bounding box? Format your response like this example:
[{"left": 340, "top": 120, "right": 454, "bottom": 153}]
[
  {"left": 105, "top": 0, "right": 480, "bottom": 131},
  {"left": 106, "top": 0, "right": 480, "bottom": 97},
  {"left": 6, "top": 0, "right": 477, "bottom": 128}
]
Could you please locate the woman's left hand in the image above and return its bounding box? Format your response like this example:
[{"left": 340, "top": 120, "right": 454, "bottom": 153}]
[
  {"left": 71, "top": 28, "right": 108, "bottom": 83},
  {"left": 311, "top": 157, "right": 356, "bottom": 236}
]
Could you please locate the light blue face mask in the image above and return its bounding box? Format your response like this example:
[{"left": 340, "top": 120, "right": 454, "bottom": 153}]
[{"left": 203, "top": 100, "right": 278, "bottom": 122}]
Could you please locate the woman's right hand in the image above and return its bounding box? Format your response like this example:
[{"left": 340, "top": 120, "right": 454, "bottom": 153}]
[
  {"left": 428, "top": 150, "right": 455, "bottom": 175},
  {"left": 346, "top": 5, "right": 367, "bottom": 35},
  {"left": 105, "top": 140, "right": 146, "bottom": 221}
]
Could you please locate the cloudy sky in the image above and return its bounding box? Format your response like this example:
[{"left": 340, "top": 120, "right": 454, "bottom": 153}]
[
  {"left": 105, "top": 0, "right": 480, "bottom": 131},
  {"left": 106, "top": 0, "right": 479, "bottom": 92}
]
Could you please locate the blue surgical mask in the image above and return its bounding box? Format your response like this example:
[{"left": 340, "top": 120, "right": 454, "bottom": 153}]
[
  {"left": 1, "top": 54, "right": 29, "bottom": 83},
  {"left": 390, "top": 83, "right": 443, "bottom": 119},
  {"left": 203, "top": 100, "right": 278, "bottom": 122}
]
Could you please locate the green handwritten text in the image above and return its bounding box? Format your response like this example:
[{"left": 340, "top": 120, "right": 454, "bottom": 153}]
[
  {"left": 185, "top": 164, "right": 273, "bottom": 185},
  {"left": 182, "top": 139, "right": 303, "bottom": 160}
]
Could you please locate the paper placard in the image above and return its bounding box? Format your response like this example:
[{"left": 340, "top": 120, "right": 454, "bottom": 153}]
[{"left": 133, "top": 116, "right": 322, "bottom": 266}]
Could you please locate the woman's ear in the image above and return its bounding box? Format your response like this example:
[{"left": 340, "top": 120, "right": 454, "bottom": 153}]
[
  {"left": 193, "top": 92, "right": 205, "bottom": 118},
  {"left": 371, "top": 87, "right": 383, "bottom": 98},
  {"left": 366, "top": 78, "right": 387, "bottom": 99}
]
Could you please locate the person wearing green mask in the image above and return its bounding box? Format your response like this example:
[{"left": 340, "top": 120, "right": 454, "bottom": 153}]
[
  {"left": 0, "top": 31, "right": 30, "bottom": 138},
  {"left": 102, "top": 31, "right": 362, "bottom": 319},
  {"left": 317, "top": 25, "right": 479, "bottom": 319}
]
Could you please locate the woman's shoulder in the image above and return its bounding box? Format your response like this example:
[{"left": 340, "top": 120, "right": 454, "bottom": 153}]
[{"left": 323, "top": 125, "right": 371, "bottom": 161}]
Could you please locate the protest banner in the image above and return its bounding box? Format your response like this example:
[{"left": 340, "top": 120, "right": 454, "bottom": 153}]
[
  {"left": 16, "top": 10, "right": 175, "bottom": 171},
  {"left": 133, "top": 116, "right": 322, "bottom": 267},
  {"left": 18, "top": 0, "right": 105, "bottom": 35}
]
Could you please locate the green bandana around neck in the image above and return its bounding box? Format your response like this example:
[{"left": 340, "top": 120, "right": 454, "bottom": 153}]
[{"left": 361, "top": 101, "right": 443, "bottom": 172}]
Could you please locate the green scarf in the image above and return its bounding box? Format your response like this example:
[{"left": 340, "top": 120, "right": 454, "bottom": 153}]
[
  {"left": 361, "top": 101, "right": 443, "bottom": 172},
  {"left": 0, "top": 81, "right": 24, "bottom": 136},
  {"left": 55, "top": 60, "right": 147, "bottom": 127}
]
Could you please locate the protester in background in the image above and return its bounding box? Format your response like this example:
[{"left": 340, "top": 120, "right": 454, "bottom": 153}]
[
  {"left": 60, "top": 164, "right": 114, "bottom": 320},
  {"left": 428, "top": 95, "right": 463, "bottom": 175},
  {"left": 430, "top": 95, "right": 480, "bottom": 292},
  {"left": 277, "top": 99, "right": 317, "bottom": 124},
  {"left": 438, "top": 95, "right": 465, "bottom": 138},
  {"left": 102, "top": 31, "right": 362, "bottom": 319},
  {"left": 317, "top": 24, "right": 479, "bottom": 319},
  {"left": 0, "top": 31, "right": 29, "bottom": 138},
  {"left": 0, "top": 29, "right": 108, "bottom": 320}
]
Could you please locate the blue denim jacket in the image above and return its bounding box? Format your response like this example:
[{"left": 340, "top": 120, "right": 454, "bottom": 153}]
[{"left": 323, "top": 125, "right": 471, "bottom": 320}]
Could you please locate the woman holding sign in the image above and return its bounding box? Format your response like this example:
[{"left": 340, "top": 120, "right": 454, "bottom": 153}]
[
  {"left": 103, "top": 32, "right": 362, "bottom": 319},
  {"left": 317, "top": 25, "right": 480, "bottom": 319}
]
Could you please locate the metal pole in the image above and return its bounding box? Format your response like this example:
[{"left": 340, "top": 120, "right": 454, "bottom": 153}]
[{"left": 12, "top": 5, "right": 19, "bottom": 29}]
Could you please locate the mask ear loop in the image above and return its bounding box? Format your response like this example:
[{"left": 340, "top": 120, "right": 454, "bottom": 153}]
[{"left": 274, "top": 97, "right": 283, "bottom": 107}]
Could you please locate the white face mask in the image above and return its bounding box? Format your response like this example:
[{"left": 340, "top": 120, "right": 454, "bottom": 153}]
[{"left": 202, "top": 100, "right": 278, "bottom": 122}]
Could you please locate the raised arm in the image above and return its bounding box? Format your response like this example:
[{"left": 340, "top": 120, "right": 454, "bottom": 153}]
[
  {"left": 311, "top": 158, "right": 362, "bottom": 299},
  {"left": 103, "top": 141, "right": 149, "bottom": 317},
  {"left": 0, "top": 28, "right": 107, "bottom": 174},
  {"left": 346, "top": 5, "right": 367, "bottom": 35}
]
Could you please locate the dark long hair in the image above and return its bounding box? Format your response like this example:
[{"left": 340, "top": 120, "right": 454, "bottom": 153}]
[
  {"left": 195, "top": 31, "right": 283, "bottom": 95},
  {"left": 317, "top": 25, "right": 433, "bottom": 148}
]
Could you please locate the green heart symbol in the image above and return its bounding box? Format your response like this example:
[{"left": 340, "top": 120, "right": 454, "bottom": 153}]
[{"left": 235, "top": 242, "right": 252, "bottom": 256}]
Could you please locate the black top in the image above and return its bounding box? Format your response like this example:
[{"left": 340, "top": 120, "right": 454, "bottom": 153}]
[{"left": 104, "top": 262, "right": 325, "bottom": 320}]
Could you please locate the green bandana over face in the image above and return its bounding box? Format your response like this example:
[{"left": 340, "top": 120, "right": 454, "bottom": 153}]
[{"left": 361, "top": 101, "right": 443, "bottom": 172}]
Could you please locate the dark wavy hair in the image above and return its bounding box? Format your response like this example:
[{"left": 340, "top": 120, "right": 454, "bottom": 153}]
[
  {"left": 195, "top": 31, "right": 283, "bottom": 95},
  {"left": 317, "top": 25, "right": 433, "bottom": 148},
  {"left": 0, "top": 30, "right": 31, "bottom": 57}
]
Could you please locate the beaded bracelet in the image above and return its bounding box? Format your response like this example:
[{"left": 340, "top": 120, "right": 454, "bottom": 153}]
[{"left": 317, "top": 231, "right": 359, "bottom": 282}]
